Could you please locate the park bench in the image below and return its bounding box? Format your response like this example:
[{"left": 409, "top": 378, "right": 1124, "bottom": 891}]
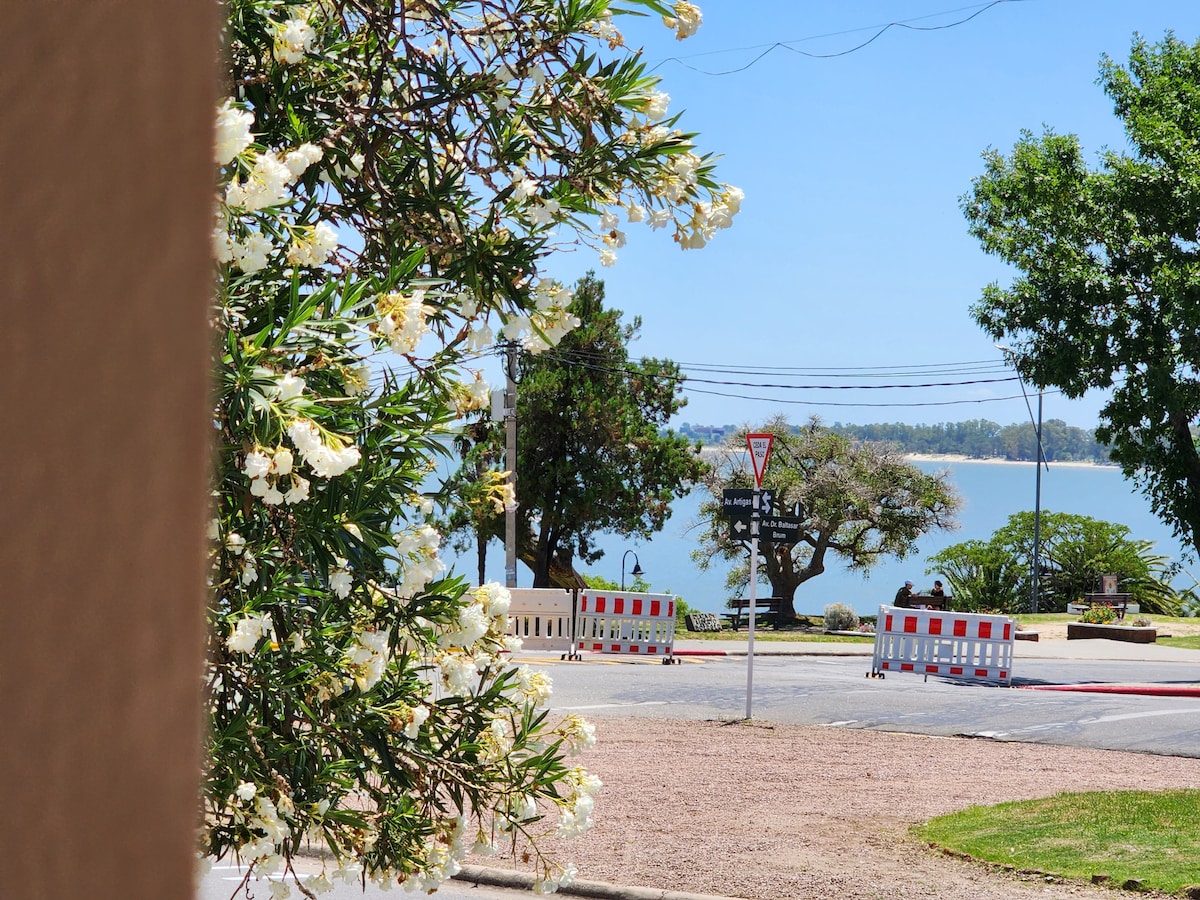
[
  {"left": 722, "top": 597, "right": 784, "bottom": 630},
  {"left": 1078, "top": 593, "right": 1132, "bottom": 621}
]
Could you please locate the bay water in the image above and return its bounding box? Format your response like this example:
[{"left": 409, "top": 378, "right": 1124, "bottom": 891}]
[{"left": 445, "top": 460, "right": 1195, "bottom": 618}]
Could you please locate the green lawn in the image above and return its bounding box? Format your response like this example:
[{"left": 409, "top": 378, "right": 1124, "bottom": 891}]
[
  {"left": 1160, "top": 634, "right": 1200, "bottom": 650},
  {"left": 913, "top": 790, "right": 1200, "bottom": 893}
]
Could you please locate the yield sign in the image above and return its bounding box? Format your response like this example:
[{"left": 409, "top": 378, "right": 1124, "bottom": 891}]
[{"left": 746, "top": 432, "right": 774, "bottom": 488}]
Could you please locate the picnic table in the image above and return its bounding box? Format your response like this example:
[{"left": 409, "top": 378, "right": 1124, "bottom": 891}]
[{"left": 722, "top": 597, "right": 784, "bottom": 630}]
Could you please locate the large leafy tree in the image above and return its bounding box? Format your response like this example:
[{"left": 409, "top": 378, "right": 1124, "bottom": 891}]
[
  {"left": 929, "top": 511, "right": 1181, "bottom": 615},
  {"left": 963, "top": 33, "right": 1200, "bottom": 559},
  {"left": 516, "top": 272, "right": 705, "bottom": 587},
  {"left": 694, "top": 416, "right": 960, "bottom": 620},
  {"left": 208, "top": 0, "right": 737, "bottom": 894}
]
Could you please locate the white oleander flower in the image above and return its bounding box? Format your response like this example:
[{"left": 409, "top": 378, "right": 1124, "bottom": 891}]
[
  {"left": 647, "top": 208, "right": 671, "bottom": 230},
  {"left": 287, "top": 419, "right": 361, "bottom": 478},
  {"left": 240, "top": 556, "right": 259, "bottom": 585},
  {"left": 284, "top": 142, "right": 323, "bottom": 176},
  {"left": 214, "top": 100, "right": 255, "bottom": 165},
  {"left": 644, "top": 90, "right": 670, "bottom": 120},
  {"left": 276, "top": 374, "right": 306, "bottom": 402},
  {"left": 286, "top": 221, "right": 338, "bottom": 267},
  {"left": 244, "top": 450, "right": 272, "bottom": 479},
  {"left": 329, "top": 561, "right": 353, "bottom": 599},
  {"left": 226, "top": 152, "right": 293, "bottom": 211},
  {"left": 515, "top": 664, "right": 553, "bottom": 704},
  {"left": 663, "top": 1, "right": 702, "bottom": 40},
  {"left": 598, "top": 248, "right": 617, "bottom": 267},
  {"left": 528, "top": 198, "right": 560, "bottom": 225},
  {"left": 283, "top": 476, "right": 309, "bottom": 505},
  {"left": 227, "top": 613, "right": 266, "bottom": 652},
  {"left": 274, "top": 17, "right": 316, "bottom": 65},
  {"left": 404, "top": 704, "right": 429, "bottom": 739},
  {"left": 233, "top": 232, "right": 274, "bottom": 274},
  {"left": 225, "top": 532, "right": 246, "bottom": 555},
  {"left": 213, "top": 227, "right": 235, "bottom": 263},
  {"left": 511, "top": 174, "right": 538, "bottom": 200},
  {"left": 376, "top": 291, "right": 431, "bottom": 355}
]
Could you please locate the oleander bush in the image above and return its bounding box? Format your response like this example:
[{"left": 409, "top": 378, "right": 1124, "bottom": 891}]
[{"left": 823, "top": 603, "right": 860, "bottom": 632}]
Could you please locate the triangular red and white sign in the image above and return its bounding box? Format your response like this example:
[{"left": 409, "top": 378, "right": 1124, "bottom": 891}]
[{"left": 746, "top": 433, "right": 774, "bottom": 488}]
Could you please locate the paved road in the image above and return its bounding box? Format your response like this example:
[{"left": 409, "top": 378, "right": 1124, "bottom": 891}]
[{"left": 534, "top": 646, "right": 1200, "bottom": 757}]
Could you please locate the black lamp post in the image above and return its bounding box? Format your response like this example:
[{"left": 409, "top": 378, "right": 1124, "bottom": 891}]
[{"left": 621, "top": 550, "right": 644, "bottom": 591}]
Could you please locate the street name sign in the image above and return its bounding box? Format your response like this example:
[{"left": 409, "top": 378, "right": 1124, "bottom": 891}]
[
  {"left": 759, "top": 515, "right": 802, "bottom": 544},
  {"left": 720, "top": 488, "right": 775, "bottom": 517}
]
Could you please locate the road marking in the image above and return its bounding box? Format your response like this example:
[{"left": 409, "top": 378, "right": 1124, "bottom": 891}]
[
  {"left": 1079, "top": 708, "right": 1200, "bottom": 724},
  {"left": 555, "top": 701, "right": 669, "bottom": 710},
  {"left": 818, "top": 720, "right": 858, "bottom": 727}
]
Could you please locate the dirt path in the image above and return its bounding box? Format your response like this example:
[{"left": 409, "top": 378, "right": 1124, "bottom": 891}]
[{"left": 478, "top": 716, "right": 1200, "bottom": 899}]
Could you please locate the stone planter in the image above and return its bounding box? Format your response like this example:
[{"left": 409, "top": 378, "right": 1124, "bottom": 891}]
[{"left": 1067, "top": 622, "right": 1157, "bottom": 643}]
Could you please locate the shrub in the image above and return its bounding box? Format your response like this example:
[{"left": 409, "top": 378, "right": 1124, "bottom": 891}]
[
  {"left": 1080, "top": 604, "right": 1117, "bottom": 625},
  {"left": 824, "top": 603, "right": 860, "bottom": 632}
]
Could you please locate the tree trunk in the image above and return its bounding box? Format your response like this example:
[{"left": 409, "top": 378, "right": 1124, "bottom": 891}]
[{"left": 475, "top": 528, "right": 487, "bottom": 586}]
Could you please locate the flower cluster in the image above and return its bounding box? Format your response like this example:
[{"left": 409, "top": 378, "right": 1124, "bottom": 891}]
[
  {"left": 244, "top": 446, "right": 309, "bottom": 506},
  {"left": 376, "top": 290, "right": 433, "bottom": 355},
  {"left": 554, "top": 767, "right": 603, "bottom": 838},
  {"left": 663, "top": 1, "right": 703, "bottom": 40},
  {"left": 286, "top": 419, "right": 361, "bottom": 478}
]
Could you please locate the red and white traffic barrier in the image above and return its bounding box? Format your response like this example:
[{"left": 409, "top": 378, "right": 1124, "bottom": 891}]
[
  {"left": 576, "top": 591, "right": 678, "bottom": 663},
  {"left": 869, "top": 605, "right": 1014, "bottom": 685},
  {"left": 505, "top": 587, "right": 574, "bottom": 654}
]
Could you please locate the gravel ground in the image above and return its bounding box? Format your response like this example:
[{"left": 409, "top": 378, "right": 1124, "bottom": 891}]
[{"left": 475, "top": 712, "right": 1200, "bottom": 899}]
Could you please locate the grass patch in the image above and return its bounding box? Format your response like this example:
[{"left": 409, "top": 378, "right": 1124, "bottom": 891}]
[
  {"left": 1160, "top": 635, "right": 1200, "bottom": 650},
  {"left": 913, "top": 789, "right": 1200, "bottom": 893},
  {"left": 1017, "top": 613, "right": 1197, "bottom": 627}
]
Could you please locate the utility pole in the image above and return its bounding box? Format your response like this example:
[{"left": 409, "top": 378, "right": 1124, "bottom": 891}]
[
  {"left": 1031, "top": 390, "right": 1044, "bottom": 614},
  {"left": 504, "top": 341, "right": 519, "bottom": 588}
]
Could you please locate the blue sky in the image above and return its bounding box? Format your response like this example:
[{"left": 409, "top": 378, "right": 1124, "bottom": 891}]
[{"left": 531, "top": 0, "right": 1200, "bottom": 430}]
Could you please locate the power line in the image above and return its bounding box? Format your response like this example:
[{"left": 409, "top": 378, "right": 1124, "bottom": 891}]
[
  {"left": 649, "top": 0, "right": 1028, "bottom": 77},
  {"left": 519, "top": 347, "right": 1046, "bottom": 410},
  {"left": 529, "top": 347, "right": 1018, "bottom": 389}
]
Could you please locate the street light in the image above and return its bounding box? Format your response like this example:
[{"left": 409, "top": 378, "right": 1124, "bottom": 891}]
[
  {"left": 621, "top": 550, "right": 644, "bottom": 591},
  {"left": 996, "top": 343, "right": 1048, "bottom": 614}
]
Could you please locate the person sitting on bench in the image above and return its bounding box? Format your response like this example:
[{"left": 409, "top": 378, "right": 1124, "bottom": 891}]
[{"left": 893, "top": 580, "right": 915, "bottom": 609}]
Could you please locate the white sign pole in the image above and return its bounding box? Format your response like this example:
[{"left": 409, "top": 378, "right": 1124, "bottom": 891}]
[
  {"left": 743, "top": 433, "right": 773, "bottom": 720},
  {"left": 746, "top": 490, "right": 759, "bottom": 719}
]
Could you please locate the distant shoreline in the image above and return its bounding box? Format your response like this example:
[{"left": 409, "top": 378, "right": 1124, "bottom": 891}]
[
  {"left": 697, "top": 446, "right": 1115, "bottom": 469},
  {"left": 905, "top": 453, "right": 1114, "bottom": 469}
]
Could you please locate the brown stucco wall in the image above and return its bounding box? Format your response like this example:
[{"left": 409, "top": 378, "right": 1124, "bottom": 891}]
[{"left": 0, "top": 5, "right": 216, "bottom": 897}]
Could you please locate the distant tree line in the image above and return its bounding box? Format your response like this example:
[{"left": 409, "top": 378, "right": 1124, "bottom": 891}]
[{"left": 676, "top": 419, "right": 1114, "bottom": 464}]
